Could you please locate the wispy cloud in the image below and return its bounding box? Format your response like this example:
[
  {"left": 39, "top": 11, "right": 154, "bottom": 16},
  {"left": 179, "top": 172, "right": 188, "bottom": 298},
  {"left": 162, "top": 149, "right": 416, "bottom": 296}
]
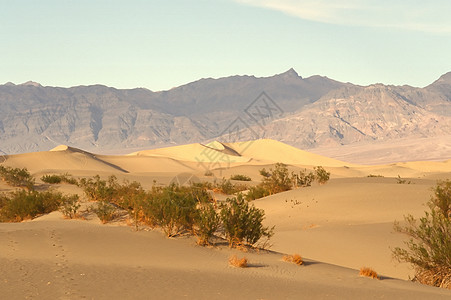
[{"left": 234, "top": 0, "right": 451, "bottom": 34}]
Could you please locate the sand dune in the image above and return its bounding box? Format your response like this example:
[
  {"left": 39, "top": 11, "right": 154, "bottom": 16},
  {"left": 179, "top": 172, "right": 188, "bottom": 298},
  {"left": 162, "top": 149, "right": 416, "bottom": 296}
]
[
  {"left": 1, "top": 139, "right": 450, "bottom": 299},
  {"left": 1, "top": 145, "right": 127, "bottom": 174},
  {"left": 129, "top": 142, "right": 250, "bottom": 164},
  {"left": 225, "top": 139, "right": 351, "bottom": 167}
]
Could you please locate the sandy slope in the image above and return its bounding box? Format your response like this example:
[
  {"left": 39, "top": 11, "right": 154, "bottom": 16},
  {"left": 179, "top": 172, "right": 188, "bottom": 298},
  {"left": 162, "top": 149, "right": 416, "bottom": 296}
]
[
  {"left": 1, "top": 139, "right": 451, "bottom": 299},
  {"left": 0, "top": 212, "right": 450, "bottom": 300}
]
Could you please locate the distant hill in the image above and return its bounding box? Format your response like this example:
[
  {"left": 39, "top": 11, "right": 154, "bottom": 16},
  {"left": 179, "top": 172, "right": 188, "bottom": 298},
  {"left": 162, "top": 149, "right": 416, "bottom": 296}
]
[{"left": 1, "top": 69, "right": 450, "bottom": 162}]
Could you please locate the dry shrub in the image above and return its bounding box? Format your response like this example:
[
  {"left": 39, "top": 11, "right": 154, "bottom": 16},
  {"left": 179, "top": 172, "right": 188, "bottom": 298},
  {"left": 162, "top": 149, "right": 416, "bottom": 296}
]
[
  {"left": 413, "top": 267, "right": 451, "bottom": 289},
  {"left": 283, "top": 254, "right": 303, "bottom": 266},
  {"left": 229, "top": 255, "right": 248, "bottom": 268},
  {"left": 359, "top": 267, "right": 380, "bottom": 279}
]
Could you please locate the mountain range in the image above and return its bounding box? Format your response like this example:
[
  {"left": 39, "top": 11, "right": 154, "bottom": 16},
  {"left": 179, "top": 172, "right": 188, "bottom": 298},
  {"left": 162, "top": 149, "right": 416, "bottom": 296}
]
[{"left": 1, "top": 69, "right": 450, "bottom": 163}]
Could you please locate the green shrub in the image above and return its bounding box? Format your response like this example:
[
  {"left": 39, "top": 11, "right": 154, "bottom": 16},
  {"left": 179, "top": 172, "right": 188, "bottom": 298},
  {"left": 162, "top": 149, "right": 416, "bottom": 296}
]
[
  {"left": 214, "top": 178, "right": 247, "bottom": 195},
  {"left": 92, "top": 201, "right": 117, "bottom": 224},
  {"left": 195, "top": 202, "right": 220, "bottom": 246},
  {"left": 41, "top": 174, "right": 62, "bottom": 184},
  {"left": 143, "top": 184, "right": 198, "bottom": 237},
  {"left": 230, "top": 174, "right": 251, "bottom": 181},
  {"left": 393, "top": 180, "right": 451, "bottom": 289},
  {"left": 0, "top": 190, "right": 64, "bottom": 222},
  {"left": 0, "top": 166, "right": 35, "bottom": 190},
  {"left": 113, "top": 180, "right": 147, "bottom": 230},
  {"left": 245, "top": 185, "right": 270, "bottom": 201},
  {"left": 260, "top": 163, "right": 291, "bottom": 195},
  {"left": 59, "top": 194, "right": 81, "bottom": 219},
  {"left": 220, "top": 194, "right": 274, "bottom": 248},
  {"left": 314, "top": 166, "right": 330, "bottom": 184},
  {"left": 291, "top": 169, "right": 315, "bottom": 187},
  {"left": 78, "top": 175, "right": 118, "bottom": 202},
  {"left": 430, "top": 180, "right": 451, "bottom": 218}
]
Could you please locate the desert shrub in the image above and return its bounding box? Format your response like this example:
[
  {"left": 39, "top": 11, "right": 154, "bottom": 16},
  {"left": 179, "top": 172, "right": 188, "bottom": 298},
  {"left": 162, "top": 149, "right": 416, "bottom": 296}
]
[
  {"left": 41, "top": 174, "right": 62, "bottom": 184},
  {"left": 194, "top": 202, "right": 220, "bottom": 246},
  {"left": 314, "top": 166, "right": 330, "bottom": 184},
  {"left": 204, "top": 170, "right": 213, "bottom": 176},
  {"left": 396, "top": 175, "right": 411, "bottom": 184},
  {"left": 0, "top": 166, "right": 35, "bottom": 190},
  {"left": 283, "top": 254, "right": 303, "bottom": 266},
  {"left": 430, "top": 180, "right": 451, "bottom": 218},
  {"left": 78, "top": 175, "right": 118, "bottom": 202},
  {"left": 114, "top": 180, "right": 147, "bottom": 229},
  {"left": 291, "top": 169, "right": 315, "bottom": 188},
  {"left": 368, "top": 174, "right": 384, "bottom": 178},
  {"left": 143, "top": 184, "right": 198, "bottom": 237},
  {"left": 42, "top": 173, "right": 77, "bottom": 185},
  {"left": 220, "top": 194, "right": 274, "bottom": 248},
  {"left": 393, "top": 180, "right": 451, "bottom": 289},
  {"left": 0, "top": 189, "right": 64, "bottom": 222},
  {"left": 59, "top": 194, "right": 81, "bottom": 219},
  {"left": 228, "top": 255, "right": 248, "bottom": 268},
  {"left": 92, "top": 200, "right": 117, "bottom": 224},
  {"left": 214, "top": 178, "right": 247, "bottom": 195},
  {"left": 260, "top": 163, "right": 291, "bottom": 194},
  {"left": 230, "top": 174, "right": 251, "bottom": 181},
  {"left": 245, "top": 185, "right": 270, "bottom": 201},
  {"left": 59, "top": 173, "right": 78, "bottom": 185},
  {"left": 359, "top": 267, "right": 380, "bottom": 279}
]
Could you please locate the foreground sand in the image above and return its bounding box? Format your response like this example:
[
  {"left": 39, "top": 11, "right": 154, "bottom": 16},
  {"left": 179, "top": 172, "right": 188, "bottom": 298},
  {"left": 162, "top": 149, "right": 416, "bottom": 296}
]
[
  {"left": 1, "top": 212, "right": 450, "bottom": 300},
  {"left": 1, "top": 139, "right": 450, "bottom": 299}
]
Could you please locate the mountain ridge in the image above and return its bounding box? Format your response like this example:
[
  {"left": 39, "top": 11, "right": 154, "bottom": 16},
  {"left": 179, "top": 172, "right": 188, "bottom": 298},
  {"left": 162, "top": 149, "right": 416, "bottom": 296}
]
[{"left": 1, "top": 69, "right": 450, "bottom": 162}]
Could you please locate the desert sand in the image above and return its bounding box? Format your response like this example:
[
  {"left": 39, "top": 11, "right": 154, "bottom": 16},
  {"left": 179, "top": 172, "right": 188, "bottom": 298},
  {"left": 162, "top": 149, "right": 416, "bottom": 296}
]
[{"left": 1, "top": 139, "right": 450, "bottom": 299}]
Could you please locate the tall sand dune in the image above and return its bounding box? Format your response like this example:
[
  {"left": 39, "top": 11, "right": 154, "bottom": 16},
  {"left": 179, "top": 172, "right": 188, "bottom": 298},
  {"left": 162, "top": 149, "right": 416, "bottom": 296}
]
[
  {"left": 225, "top": 139, "right": 353, "bottom": 167},
  {"left": 1, "top": 145, "right": 127, "bottom": 174}
]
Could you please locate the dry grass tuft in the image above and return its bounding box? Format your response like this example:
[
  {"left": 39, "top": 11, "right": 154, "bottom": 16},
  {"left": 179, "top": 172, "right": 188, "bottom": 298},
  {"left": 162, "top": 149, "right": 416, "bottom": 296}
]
[
  {"left": 359, "top": 267, "right": 380, "bottom": 280},
  {"left": 283, "top": 254, "right": 303, "bottom": 266},
  {"left": 413, "top": 268, "right": 451, "bottom": 289},
  {"left": 229, "top": 255, "right": 248, "bottom": 268}
]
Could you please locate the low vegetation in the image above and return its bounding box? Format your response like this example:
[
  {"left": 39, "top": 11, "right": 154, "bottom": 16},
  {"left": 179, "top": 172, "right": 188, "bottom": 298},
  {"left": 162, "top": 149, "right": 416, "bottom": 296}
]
[
  {"left": 195, "top": 202, "right": 220, "bottom": 246},
  {"left": 283, "top": 254, "right": 303, "bottom": 266},
  {"left": 0, "top": 189, "right": 71, "bottom": 222},
  {"left": 230, "top": 174, "right": 251, "bottom": 181},
  {"left": 213, "top": 178, "right": 248, "bottom": 195},
  {"left": 245, "top": 163, "right": 331, "bottom": 201},
  {"left": 92, "top": 201, "right": 117, "bottom": 224},
  {"left": 220, "top": 194, "right": 274, "bottom": 248},
  {"left": 393, "top": 180, "right": 451, "bottom": 289},
  {"left": 76, "top": 175, "right": 274, "bottom": 248},
  {"left": 41, "top": 173, "right": 77, "bottom": 185},
  {"left": 0, "top": 167, "right": 275, "bottom": 249},
  {"left": 396, "top": 175, "right": 412, "bottom": 184},
  {"left": 359, "top": 267, "right": 380, "bottom": 280},
  {"left": 0, "top": 166, "right": 35, "bottom": 190},
  {"left": 59, "top": 194, "right": 81, "bottom": 219}
]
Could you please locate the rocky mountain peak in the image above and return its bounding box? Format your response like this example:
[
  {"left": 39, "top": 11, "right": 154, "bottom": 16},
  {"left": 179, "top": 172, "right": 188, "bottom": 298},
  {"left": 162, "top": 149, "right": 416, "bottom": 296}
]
[{"left": 278, "top": 68, "right": 301, "bottom": 79}]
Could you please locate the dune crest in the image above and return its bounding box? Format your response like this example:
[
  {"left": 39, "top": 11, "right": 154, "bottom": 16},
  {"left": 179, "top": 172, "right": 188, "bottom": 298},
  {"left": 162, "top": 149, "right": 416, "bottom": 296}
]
[{"left": 50, "top": 144, "right": 69, "bottom": 151}]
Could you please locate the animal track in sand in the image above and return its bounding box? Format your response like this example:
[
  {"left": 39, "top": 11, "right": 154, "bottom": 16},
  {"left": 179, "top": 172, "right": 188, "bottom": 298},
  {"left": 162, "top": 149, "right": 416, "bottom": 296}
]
[{"left": 49, "top": 230, "right": 85, "bottom": 299}]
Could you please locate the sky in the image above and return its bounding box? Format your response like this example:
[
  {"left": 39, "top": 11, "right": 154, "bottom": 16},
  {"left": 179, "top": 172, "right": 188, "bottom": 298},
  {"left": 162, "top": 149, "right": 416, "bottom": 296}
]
[{"left": 1, "top": 0, "right": 450, "bottom": 91}]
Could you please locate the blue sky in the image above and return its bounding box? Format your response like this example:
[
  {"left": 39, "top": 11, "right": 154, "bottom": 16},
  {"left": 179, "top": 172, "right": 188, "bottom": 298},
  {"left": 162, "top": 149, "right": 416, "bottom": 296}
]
[{"left": 1, "top": 0, "right": 450, "bottom": 91}]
